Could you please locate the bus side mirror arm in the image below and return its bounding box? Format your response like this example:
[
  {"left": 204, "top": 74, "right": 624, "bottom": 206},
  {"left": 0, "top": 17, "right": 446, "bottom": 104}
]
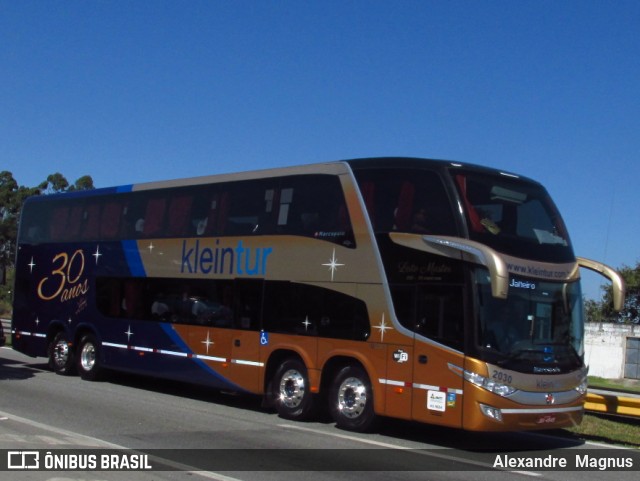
[
  {"left": 423, "top": 236, "right": 509, "bottom": 300},
  {"left": 388, "top": 233, "right": 509, "bottom": 300},
  {"left": 576, "top": 257, "right": 626, "bottom": 312}
]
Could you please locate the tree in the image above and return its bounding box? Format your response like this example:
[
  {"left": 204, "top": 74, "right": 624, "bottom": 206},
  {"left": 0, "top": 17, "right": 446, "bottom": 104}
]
[
  {"left": 37, "top": 172, "right": 94, "bottom": 194},
  {"left": 0, "top": 170, "right": 94, "bottom": 279},
  {"left": 1, "top": 171, "right": 35, "bottom": 313},
  {"left": 39, "top": 172, "right": 69, "bottom": 193},
  {"left": 0, "top": 172, "right": 35, "bottom": 277},
  {"left": 72, "top": 175, "right": 94, "bottom": 191},
  {"left": 606, "top": 262, "right": 640, "bottom": 324},
  {"left": 586, "top": 261, "right": 640, "bottom": 324},
  {"left": 584, "top": 298, "right": 604, "bottom": 323}
]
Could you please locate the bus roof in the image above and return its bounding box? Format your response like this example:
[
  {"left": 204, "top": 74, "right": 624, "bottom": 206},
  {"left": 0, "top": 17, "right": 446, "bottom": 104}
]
[
  {"left": 23, "top": 156, "right": 540, "bottom": 205},
  {"left": 345, "top": 157, "right": 539, "bottom": 185}
]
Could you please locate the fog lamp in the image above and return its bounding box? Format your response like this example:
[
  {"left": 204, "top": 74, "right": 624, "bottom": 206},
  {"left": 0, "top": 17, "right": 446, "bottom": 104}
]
[{"left": 479, "top": 403, "right": 503, "bottom": 422}]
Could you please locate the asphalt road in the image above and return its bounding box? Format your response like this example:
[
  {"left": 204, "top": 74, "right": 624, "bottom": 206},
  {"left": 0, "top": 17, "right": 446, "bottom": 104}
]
[{"left": 0, "top": 346, "right": 637, "bottom": 481}]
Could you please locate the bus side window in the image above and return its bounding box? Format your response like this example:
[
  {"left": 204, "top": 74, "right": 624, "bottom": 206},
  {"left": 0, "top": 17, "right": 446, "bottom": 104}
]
[
  {"left": 392, "top": 284, "right": 464, "bottom": 350},
  {"left": 50, "top": 206, "right": 69, "bottom": 241},
  {"left": 167, "top": 194, "right": 194, "bottom": 236},
  {"left": 233, "top": 280, "right": 263, "bottom": 330},
  {"left": 123, "top": 279, "right": 145, "bottom": 319},
  {"left": 143, "top": 197, "right": 167, "bottom": 237},
  {"left": 393, "top": 181, "right": 415, "bottom": 231},
  {"left": 100, "top": 201, "right": 124, "bottom": 240},
  {"left": 280, "top": 175, "right": 354, "bottom": 246},
  {"left": 390, "top": 286, "right": 417, "bottom": 331},
  {"left": 64, "top": 204, "right": 84, "bottom": 240},
  {"left": 213, "top": 192, "right": 229, "bottom": 235},
  {"left": 354, "top": 168, "right": 458, "bottom": 236},
  {"left": 359, "top": 180, "right": 376, "bottom": 229},
  {"left": 82, "top": 203, "right": 101, "bottom": 240},
  {"left": 263, "top": 281, "right": 369, "bottom": 340},
  {"left": 123, "top": 195, "right": 146, "bottom": 238},
  {"left": 225, "top": 181, "right": 276, "bottom": 235},
  {"left": 417, "top": 285, "right": 464, "bottom": 350}
]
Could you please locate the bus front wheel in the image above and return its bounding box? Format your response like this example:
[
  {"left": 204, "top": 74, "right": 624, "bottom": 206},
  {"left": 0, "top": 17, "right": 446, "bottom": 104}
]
[
  {"left": 48, "top": 331, "right": 75, "bottom": 376},
  {"left": 271, "top": 359, "right": 316, "bottom": 421},
  {"left": 329, "top": 365, "right": 377, "bottom": 432},
  {"left": 76, "top": 334, "right": 103, "bottom": 381}
]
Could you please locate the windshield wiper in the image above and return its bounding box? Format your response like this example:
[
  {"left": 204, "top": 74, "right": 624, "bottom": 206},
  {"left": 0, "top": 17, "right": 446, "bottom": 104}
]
[
  {"left": 496, "top": 348, "right": 544, "bottom": 366},
  {"left": 496, "top": 343, "right": 580, "bottom": 367}
]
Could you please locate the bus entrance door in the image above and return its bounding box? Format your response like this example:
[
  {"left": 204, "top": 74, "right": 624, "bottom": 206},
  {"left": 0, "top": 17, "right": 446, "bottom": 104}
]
[
  {"left": 411, "top": 342, "right": 464, "bottom": 427},
  {"left": 229, "top": 330, "right": 262, "bottom": 393},
  {"left": 410, "top": 284, "right": 465, "bottom": 428}
]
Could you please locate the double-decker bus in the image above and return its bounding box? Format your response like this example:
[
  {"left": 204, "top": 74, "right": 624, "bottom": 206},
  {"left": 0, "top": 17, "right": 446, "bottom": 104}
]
[{"left": 12, "top": 157, "right": 624, "bottom": 432}]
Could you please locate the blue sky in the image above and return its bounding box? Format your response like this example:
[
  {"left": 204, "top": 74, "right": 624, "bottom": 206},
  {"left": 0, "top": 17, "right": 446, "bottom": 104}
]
[{"left": 1, "top": 1, "right": 638, "bottom": 299}]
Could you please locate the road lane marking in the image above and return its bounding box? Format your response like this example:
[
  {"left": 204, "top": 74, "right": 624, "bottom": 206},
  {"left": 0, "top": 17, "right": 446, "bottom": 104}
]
[
  {"left": 278, "top": 423, "right": 541, "bottom": 476},
  {"left": 0, "top": 408, "right": 245, "bottom": 481}
]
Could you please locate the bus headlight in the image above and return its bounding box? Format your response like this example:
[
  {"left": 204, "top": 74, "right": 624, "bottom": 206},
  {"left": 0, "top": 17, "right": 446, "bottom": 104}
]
[
  {"left": 463, "top": 370, "right": 517, "bottom": 397},
  {"left": 575, "top": 377, "right": 588, "bottom": 395}
]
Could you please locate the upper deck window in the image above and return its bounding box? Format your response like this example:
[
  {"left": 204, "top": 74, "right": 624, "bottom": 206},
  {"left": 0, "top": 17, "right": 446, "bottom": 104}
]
[
  {"left": 453, "top": 170, "right": 574, "bottom": 263},
  {"left": 353, "top": 168, "right": 458, "bottom": 236},
  {"left": 19, "top": 174, "right": 353, "bottom": 248}
]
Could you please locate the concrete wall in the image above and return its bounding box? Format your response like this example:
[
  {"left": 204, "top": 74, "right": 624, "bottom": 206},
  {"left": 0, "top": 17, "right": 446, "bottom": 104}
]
[{"left": 585, "top": 322, "right": 639, "bottom": 379}]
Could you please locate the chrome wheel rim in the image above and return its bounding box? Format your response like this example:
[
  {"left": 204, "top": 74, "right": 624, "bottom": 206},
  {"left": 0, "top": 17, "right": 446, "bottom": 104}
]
[
  {"left": 278, "top": 369, "right": 306, "bottom": 408},
  {"left": 53, "top": 340, "right": 70, "bottom": 368},
  {"left": 80, "top": 343, "right": 96, "bottom": 372},
  {"left": 337, "top": 376, "right": 367, "bottom": 419}
]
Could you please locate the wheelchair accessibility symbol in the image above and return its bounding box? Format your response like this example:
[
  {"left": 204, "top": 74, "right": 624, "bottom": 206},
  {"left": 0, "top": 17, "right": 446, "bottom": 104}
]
[{"left": 260, "top": 331, "right": 269, "bottom": 346}]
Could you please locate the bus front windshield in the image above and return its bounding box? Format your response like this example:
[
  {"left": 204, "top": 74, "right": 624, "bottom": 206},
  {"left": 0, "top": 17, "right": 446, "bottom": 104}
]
[
  {"left": 474, "top": 269, "right": 584, "bottom": 374},
  {"left": 453, "top": 170, "right": 574, "bottom": 263}
]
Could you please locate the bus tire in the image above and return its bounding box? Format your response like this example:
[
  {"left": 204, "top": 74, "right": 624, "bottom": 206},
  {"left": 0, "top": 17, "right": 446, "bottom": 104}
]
[
  {"left": 329, "top": 364, "right": 377, "bottom": 432},
  {"left": 271, "top": 359, "right": 316, "bottom": 421},
  {"left": 76, "top": 334, "right": 103, "bottom": 381},
  {"left": 48, "top": 331, "right": 75, "bottom": 376}
]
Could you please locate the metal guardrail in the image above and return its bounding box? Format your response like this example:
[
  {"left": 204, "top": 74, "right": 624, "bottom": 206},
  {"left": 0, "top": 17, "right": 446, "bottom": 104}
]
[
  {"left": 1, "top": 318, "right": 9, "bottom": 347},
  {"left": 585, "top": 391, "right": 640, "bottom": 418}
]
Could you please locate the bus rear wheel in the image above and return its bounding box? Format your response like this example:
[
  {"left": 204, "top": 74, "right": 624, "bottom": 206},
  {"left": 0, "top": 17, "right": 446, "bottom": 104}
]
[
  {"left": 76, "top": 334, "right": 103, "bottom": 381},
  {"left": 48, "top": 331, "right": 75, "bottom": 375},
  {"left": 329, "top": 365, "right": 377, "bottom": 432},
  {"left": 272, "top": 359, "right": 316, "bottom": 421}
]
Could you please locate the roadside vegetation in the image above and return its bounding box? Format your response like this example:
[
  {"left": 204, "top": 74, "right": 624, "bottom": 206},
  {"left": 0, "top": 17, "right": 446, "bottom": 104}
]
[
  {"left": 564, "top": 412, "right": 640, "bottom": 448},
  {"left": 554, "top": 376, "right": 640, "bottom": 448},
  {"left": 589, "top": 376, "right": 640, "bottom": 394}
]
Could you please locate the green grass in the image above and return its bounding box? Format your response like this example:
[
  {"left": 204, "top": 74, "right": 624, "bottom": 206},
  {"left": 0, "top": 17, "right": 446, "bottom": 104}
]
[
  {"left": 561, "top": 413, "right": 640, "bottom": 448},
  {"left": 588, "top": 376, "right": 640, "bottom": 394},
  {"left": 551, "top": 376, "right": 640, "bottom": 448}
]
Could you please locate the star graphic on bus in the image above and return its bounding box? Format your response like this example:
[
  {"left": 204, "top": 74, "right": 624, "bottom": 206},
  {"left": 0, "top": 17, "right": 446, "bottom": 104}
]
[
  {"left": 374, "top": 313, "right": 393, "bottom": 342},
  {"left": 322, "top": 248, "right": 344, "bottom": 281},
  {"left": 28, "top": 257, "right": 36, "bottom": 273},
  {"left": 202, "top": 331, "right": 214, "bottom": 353},
  {"left": 125, "top": 325, "right": 134, "bottom": 342},
  {"left": 93, "top": 245, "right": 102, "bottom": 264},
  {"left": 302, "top": 316, "right": 312, "bottom": 332}
]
